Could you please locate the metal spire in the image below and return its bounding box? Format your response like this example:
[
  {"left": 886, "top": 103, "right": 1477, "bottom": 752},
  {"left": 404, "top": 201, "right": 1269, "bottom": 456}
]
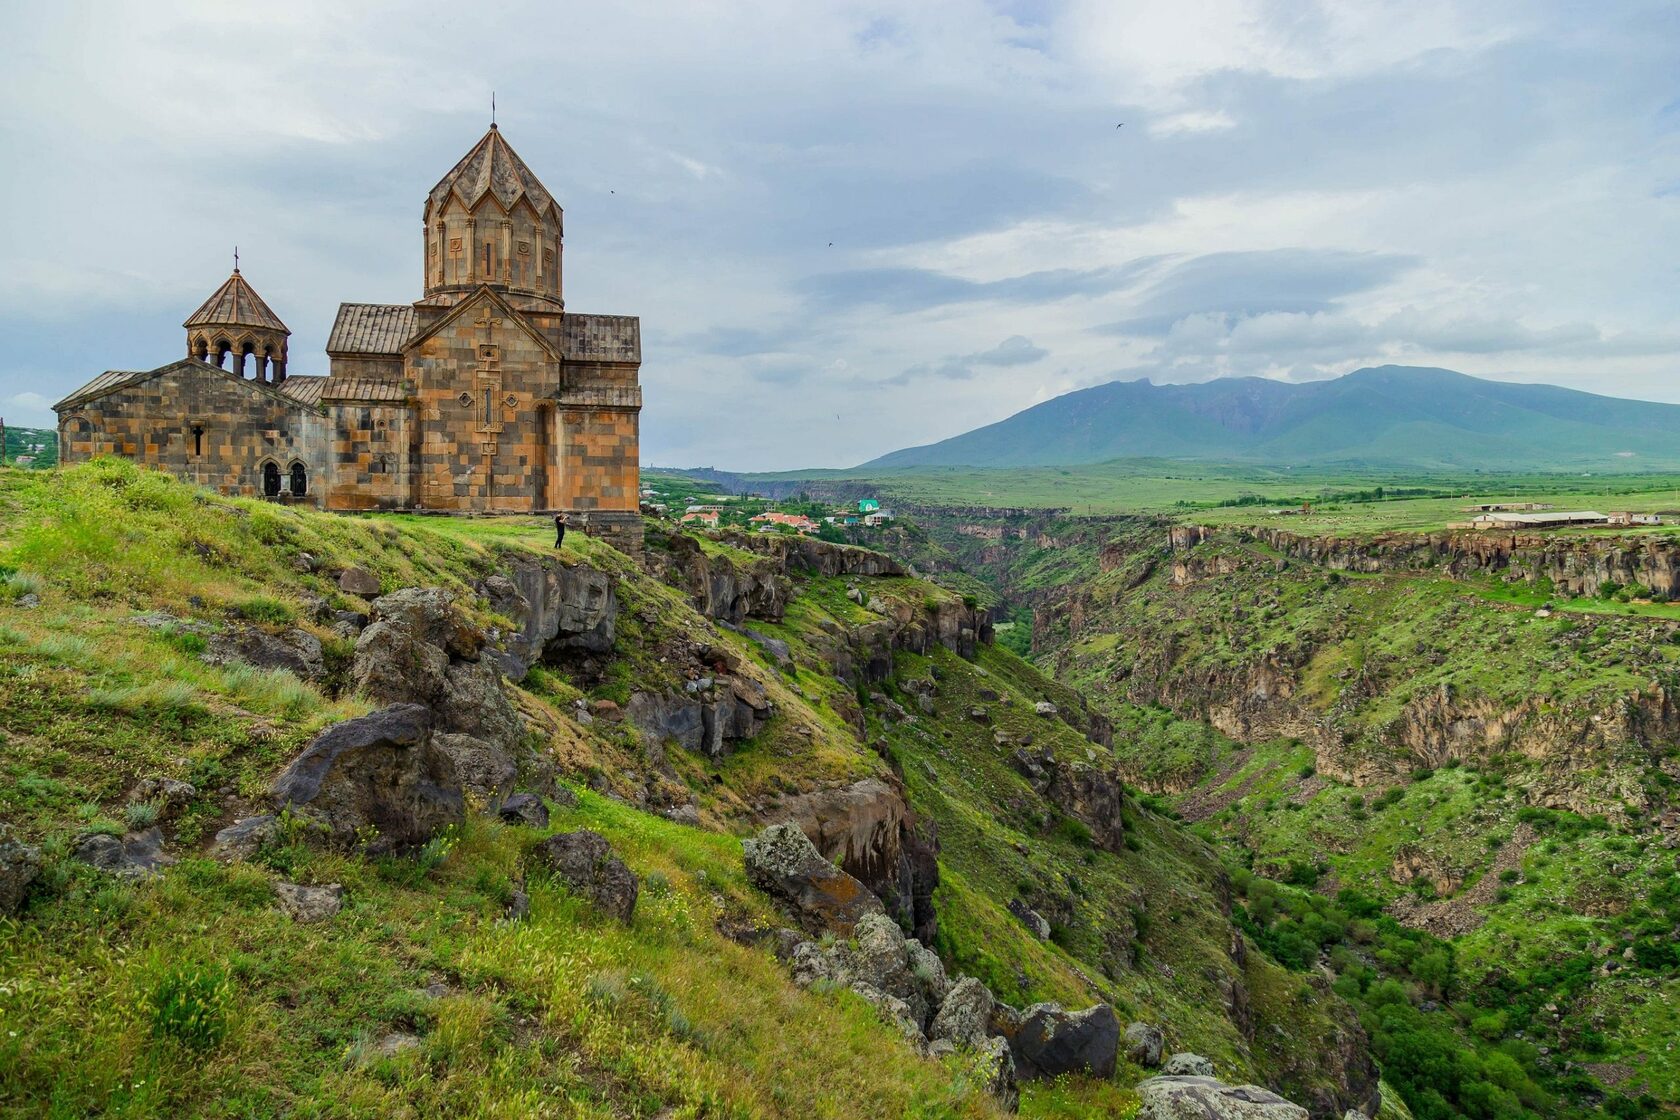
[{"left": 233, "top": 245, "right": 240, "bottom": 273}]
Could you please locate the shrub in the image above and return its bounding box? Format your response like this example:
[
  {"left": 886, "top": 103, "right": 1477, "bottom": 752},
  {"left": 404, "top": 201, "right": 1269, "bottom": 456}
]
[
  {"left": 146, "top": 964, "right": 232, "bottom": 1051},
  {"left": 124, "top": 801, "right": 161, "bottom": 830},
  {"left": 234, "top": 596, "right": 295, "bottom": 625}
]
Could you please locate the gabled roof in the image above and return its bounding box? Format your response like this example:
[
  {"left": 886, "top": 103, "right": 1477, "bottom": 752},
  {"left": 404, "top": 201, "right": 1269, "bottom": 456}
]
[
  {"left": 53, "top": 369, "right": 149, "bottom": 411},
  {"left": 279, "top": 375, "right": 327, "bottom": 407},
  {"left": 183, "top": 270, "right": 290, "bottom": 334},
  {"left": 406, "top": 285, "right": 561, "bottom": 363},
  {"left": 327, "top": 302, "right": 417, "bottom": 356},
  {"left": 427, "top": 125, "right": 560, "bottom": 220},
  {"left": 54, "top": 358, "right": 324, "bottom": 414},
  {"left": 320, "top": 377, "right": 409, "bottom": 403}
]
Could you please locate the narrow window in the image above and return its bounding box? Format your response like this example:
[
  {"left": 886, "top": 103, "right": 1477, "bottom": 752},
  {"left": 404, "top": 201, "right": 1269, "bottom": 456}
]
[
  {"left": 191, "top": 425, "right": 204, "bottom": 456},
  {"left": 289, "top": 462, "right": 308, "bottom": 496},
  {"left": 481, "top": 388, "right": 492, "bottom": 425},
  {"left": 262, "top": 461, "right": 281, "bottom": 497}
]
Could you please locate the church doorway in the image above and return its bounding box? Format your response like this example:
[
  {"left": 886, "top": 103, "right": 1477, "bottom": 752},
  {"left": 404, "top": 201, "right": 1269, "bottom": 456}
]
[
  {"left": 289, "top": 462, "right": 308, "bottom": 497},
  {"left": 262, "top": 461, "right": 282, "bottom": 497}
]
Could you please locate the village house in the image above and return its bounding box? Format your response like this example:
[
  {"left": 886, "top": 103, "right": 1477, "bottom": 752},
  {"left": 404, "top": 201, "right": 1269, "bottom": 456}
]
[
  {"left": 1468, "top": 510, "right": 1608, "bottom": 530},
  {"left": 679, "top": 510, "right": 720, "bottom": 528},
  {"left": 52, "top": 123, "right": 645, "bottom": 555},
  {"left": 862, "top": 509, "right": 896, "bottom": 527},
  {"left": 750, "top": 511, "right": 818, "bottom": 533},
  {"left": 1607, "top": 511, "right": 1663, "bottom": 526}
]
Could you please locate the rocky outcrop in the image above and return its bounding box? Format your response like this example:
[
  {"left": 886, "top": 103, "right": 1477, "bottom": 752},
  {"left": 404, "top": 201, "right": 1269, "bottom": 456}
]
[
  {"left": 210, "top": 815, "right": 279, "bottom": 862},
  {"left": 734, "top": 533, "right": 908, "bottom": 580},
  {"left": 1009, "top": 746, "right": 1126, "bottom": 853},
  {"left": 348, "top": 588, "right": 524, "bottom": 808},
  {"left": 1137, "top": 1075, "right": 1309, "bottom": 1120},
  {"left": 768, "top": 777, "right": 940, "bottom": 943},
  {"left": 270, "top": 703, "right": 464, "bottom": 852},
  {"left": 531, "top": 829, "right": 639, "bottom": 923},
  {"left": 743, "top": 821, "right": 885, "bottom": 936},
  {"left": 626, "top": 675, "right": 773, "bottom": 759},
  {"left": 1174, "top": 524, "right": 1680, "bottom": 600},
  {"left": 648, "top": 531, "right": 791, "bottom": 623},
  {"left": 480, "top": 554, "right": 619, "bottom": 675}
]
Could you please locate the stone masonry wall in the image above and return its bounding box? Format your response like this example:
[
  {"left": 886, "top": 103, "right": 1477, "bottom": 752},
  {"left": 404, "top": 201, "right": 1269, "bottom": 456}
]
[{"left": 58, "top": 364, "right": 328, "bottom": 504}]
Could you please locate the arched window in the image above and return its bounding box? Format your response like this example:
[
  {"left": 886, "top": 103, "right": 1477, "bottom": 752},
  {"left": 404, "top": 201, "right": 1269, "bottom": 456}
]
[
  {"left": 289, "top": 462, "right": 308, "bottom": 496},
  {"left": 261, "top": 461, "right": 282, "bottom": 497},
  {"left": 191, "top": 424, "right": 204, "bottom": 457},
  {"left": 214, "top": 339, "right": 231, "bottom": 369}
]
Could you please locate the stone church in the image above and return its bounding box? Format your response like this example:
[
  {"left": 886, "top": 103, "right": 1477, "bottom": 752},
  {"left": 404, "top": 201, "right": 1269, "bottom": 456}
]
[{"left": 54, "top": 124, "right": 644, "bottom": 554}]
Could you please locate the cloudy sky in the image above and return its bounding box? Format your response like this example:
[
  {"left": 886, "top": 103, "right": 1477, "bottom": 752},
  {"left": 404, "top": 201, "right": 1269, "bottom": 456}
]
[{"left": 2, "top": 1, "right": 1677, "bottom": 469}]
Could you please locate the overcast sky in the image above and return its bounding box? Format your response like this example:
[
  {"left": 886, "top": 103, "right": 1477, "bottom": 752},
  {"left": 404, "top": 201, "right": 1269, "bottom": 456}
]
[{"left": 2, "top": 0, "right": 1677, "bottom": 469}]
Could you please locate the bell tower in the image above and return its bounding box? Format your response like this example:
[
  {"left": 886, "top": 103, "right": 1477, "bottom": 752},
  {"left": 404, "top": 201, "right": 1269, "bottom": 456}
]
[
  {"left": 183, "top": 262, "right": 292, "bottom": 383},
  {"left": 422, "top": 124, "right": 564, "bottom": 311}
]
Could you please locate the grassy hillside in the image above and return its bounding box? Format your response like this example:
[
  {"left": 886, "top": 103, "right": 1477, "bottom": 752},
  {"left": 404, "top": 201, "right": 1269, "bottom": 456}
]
[
  {"left": 0, "top": 460, "right": 1390, "bottom": 1118},
  {"left": 861, "top": 366, "right": 1680, "bottom": 471}
]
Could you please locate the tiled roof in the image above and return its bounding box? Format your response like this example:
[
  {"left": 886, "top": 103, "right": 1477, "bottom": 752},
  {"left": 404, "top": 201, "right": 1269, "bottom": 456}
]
[
  {"left": 326, "top": 303, "right": 417, "bottom": 355},
  {"left": 563, "top": 313, "right": 640, "bottom": 363},
  {"left": 427, "top": 125, "right": 560, "bottom": 220},
  {"left": 279, "top": 375, "right": 327, "bottom": 407},
  {"left": 320, "top": 376, "right": 409, "bottom": 402},
  {"left": 183, "top": 270, "right": 289, "bottom": 333},
  {"left": 54, "top": 369, "right": 149, "bottom": 411}
]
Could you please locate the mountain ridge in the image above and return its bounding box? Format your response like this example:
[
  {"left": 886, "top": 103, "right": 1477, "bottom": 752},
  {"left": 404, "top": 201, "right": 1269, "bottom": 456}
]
[{"left": 861, "top": 365, "right": 1680, "bottom": 470}]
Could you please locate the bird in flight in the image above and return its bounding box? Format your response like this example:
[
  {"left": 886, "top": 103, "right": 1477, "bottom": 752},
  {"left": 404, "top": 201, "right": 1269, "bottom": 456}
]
[
  {"left": 828, "top": 242, "right": 833, "bottom": 247},
  {"left": 1116, "top": 123, "right": 1125, "bottom": 129}
]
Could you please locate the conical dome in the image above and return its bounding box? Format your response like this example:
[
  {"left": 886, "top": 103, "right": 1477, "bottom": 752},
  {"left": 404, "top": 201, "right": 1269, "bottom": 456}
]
[
  {"left": 425, "top": 124, "right": 561, "bottom": 223},
  {"left": 422, "top": 125, "right": 564, "bottom": 308},
  {"left": 183, "top": 269, "right": 291, "bottom": 382},
  {"left": 183, "top": 269, "right": 290, "bottom": 334}
]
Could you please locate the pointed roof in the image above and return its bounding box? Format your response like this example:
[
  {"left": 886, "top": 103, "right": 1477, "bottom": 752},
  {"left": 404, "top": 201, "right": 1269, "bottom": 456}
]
[
  {"left": 427, "top": 124, "right": 560, "bottom": 220},
  {"left": 183, "top": 270, "right": 290, "bottom": 334}
]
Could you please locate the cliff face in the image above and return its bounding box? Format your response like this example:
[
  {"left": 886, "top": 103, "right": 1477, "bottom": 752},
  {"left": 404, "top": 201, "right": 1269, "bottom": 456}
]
[
  {"left": 1172, "top": 524, "right": 1680, "bottom": 598},
  {"left": 1039, "top": 527, "right": 1680, "bottom": 823}
]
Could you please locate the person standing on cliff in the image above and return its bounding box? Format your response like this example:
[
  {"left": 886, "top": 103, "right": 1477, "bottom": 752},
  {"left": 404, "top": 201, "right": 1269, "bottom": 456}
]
[{"left": 554, "top": 513, "right": 567, "bottom": 550}]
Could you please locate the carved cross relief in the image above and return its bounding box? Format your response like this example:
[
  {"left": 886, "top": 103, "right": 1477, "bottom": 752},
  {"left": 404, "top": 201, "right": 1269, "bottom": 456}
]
[{"left": 473, "top": 306, "right": 504, "bottom": 455}]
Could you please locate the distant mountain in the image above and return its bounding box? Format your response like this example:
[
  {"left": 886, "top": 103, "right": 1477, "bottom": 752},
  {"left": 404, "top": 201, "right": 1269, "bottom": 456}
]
[{"left": 861, "top": 366, "right": 1680, "bottom": 470}]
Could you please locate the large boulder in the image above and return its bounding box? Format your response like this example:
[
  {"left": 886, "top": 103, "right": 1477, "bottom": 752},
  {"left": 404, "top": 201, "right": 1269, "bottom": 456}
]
[
  {"left": 531, "top": 829, "right": 638, "bottom": 922},
  {"left": 497, "top": 792, "right": 550, "bottom": 829},
  {"left": 0, "top": 830, "right": 42, "bottom": 914},
  {"left": 71, "top": 827, "right": 174, "bottom": 879},
  {"left": 1005, "top": 1002, "right": 1120, "bottom": 1080},
  {"left": 977, "top": 1036, "right": 1020, "bottom": 1112},
  {"left": 270, "top": 704, "right": 463, "bottom": 852},
  {"left": 930, "top": 976, "right": 995, "bottom": 1050},
  {"left": 1125, "top": 1022, "right": 1166, "bottom": 1068},
  {"left": 205, "top": 625, "right": 325, "bottom": 683},
  {"left": 850, "top": 911, "right": 950, "bottom": 1030},
  {"left": 439, "top": 659, "right": 524, "bottom": 752},
  {"left": 433, "top": 732, "right": 516, "bottom": 809},
  {"left": 742, "top": 821, "right": 884, "bottom": 937},
  {"left": 1136, "top": 1075, "right": 1309, "bottom": 1120},
  {"left": 1162, "top": 1053, "right": 1216, "bottom": 1078},
  {"left": 210, "top": 815, "right": 278, "bottom": 862}
]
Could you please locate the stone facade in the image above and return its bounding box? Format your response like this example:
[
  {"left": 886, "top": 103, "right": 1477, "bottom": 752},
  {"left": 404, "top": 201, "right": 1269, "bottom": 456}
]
[{"left": 54, "top": 124, "right": 643, "bottom": 554}]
